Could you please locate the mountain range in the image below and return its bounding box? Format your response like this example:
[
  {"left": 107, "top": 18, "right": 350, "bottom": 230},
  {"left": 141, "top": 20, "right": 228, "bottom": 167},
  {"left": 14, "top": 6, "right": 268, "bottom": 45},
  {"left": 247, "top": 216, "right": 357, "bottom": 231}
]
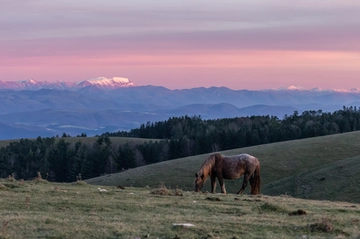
[
  {"left": 0, "top": 77, "right": 135, "bottom": 91},
  {"left": 1, "top": 77, "right": 360, "bottom": 140}
]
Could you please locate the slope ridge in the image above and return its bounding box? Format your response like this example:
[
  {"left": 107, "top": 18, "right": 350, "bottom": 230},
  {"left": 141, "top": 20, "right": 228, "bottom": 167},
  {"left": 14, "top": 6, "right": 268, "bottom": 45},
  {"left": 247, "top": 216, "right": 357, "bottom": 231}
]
[{"left": 85, "top": 131, "right": 360, "bottom": 202}]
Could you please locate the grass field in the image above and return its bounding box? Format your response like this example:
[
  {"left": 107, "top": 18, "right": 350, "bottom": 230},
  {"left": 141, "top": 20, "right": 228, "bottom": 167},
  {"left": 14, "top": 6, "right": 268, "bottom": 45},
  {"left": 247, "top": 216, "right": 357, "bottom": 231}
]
[
  {"left": 86, "top": 131, "right": 360, "bottom": 203},
  {"left": 1, "top": 179, "right": 360, "bottom": 239},
  {"left": 2, "top": 132, "right": 360, "bottom": 238},
  {"left": 263, "top": 155, "right": 360, "bottom": 203}
]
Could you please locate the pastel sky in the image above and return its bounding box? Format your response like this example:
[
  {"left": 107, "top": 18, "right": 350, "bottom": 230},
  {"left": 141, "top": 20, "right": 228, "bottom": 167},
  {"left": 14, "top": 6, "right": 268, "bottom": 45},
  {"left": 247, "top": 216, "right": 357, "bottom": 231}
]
[{"left": 1, "top": 0, "right": 360, "bottom": 90}]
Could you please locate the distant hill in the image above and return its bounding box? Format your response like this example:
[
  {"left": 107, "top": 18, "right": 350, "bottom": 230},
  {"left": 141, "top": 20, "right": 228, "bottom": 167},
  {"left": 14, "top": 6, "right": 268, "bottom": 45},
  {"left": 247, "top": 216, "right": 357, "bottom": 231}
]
[
  {"left": 85, "top": 131, "right": 360, "bottom": 203},
  {"left": 1, "top": 78, "right": 360, "bottom": 139}
]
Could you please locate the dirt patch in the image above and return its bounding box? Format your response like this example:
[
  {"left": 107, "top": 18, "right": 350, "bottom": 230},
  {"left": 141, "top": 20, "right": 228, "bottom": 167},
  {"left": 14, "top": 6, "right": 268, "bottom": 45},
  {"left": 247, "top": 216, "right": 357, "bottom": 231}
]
[
  {"left": 205, "top": 197, "right": 221, "bottom": 201},
  {"left": 289, "top": 209, "right": 307, "bottom": 216}
]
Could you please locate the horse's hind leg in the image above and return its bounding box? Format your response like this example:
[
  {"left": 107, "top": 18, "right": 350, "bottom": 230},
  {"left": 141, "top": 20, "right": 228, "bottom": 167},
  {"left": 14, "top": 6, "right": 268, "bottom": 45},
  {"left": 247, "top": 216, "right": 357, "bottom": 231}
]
[
  {"left": 249, "top": 174, "right": 255, "bottom": 194},
  {"left": 237, "top": 173, "right": 250, "bottom": 194},
  {"left": 211, "top": 175, "right": 216, "bottom": 193},
  {"left": 218, "top": 177, "right": 226, "bottom": 194}
]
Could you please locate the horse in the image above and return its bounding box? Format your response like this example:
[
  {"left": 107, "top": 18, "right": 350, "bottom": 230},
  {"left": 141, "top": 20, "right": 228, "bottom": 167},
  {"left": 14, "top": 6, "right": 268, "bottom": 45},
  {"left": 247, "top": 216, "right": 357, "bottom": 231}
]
[{"left": 194, "top": 153, "right": 261, "bottom": 195}]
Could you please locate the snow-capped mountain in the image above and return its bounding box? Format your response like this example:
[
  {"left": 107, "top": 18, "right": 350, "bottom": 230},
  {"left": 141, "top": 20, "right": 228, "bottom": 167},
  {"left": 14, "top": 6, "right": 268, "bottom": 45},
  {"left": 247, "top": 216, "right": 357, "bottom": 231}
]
[
  {"left": 267, "top": 85, "right": 360, "bottom": 93},
  {"left": 0, "top": 77, "right": 135, "bottom": 91},
  {"left": 77, "top": 77, "right": 135, "bottom": 89}
]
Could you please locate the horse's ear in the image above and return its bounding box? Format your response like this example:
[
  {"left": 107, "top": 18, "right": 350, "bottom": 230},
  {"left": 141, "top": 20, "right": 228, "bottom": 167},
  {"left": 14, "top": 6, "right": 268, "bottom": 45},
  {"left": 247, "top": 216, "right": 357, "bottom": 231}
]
[{"left": 195, "top": 173, "right": 198, "bottom": 177}]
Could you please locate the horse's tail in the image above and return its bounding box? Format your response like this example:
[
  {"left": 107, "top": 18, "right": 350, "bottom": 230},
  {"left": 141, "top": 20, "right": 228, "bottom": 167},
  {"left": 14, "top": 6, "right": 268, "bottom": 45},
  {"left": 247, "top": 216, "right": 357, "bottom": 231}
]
[{"left": 250, "top": 161, "right": 261, "bottom": 195}]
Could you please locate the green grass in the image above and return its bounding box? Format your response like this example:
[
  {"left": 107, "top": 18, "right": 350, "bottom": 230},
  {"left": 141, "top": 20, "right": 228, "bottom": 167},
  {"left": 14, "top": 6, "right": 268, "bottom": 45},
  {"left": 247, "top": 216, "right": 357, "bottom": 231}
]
[
  {"left": 1, "top": 179, "right": 359, "bottom": 239},
  {"left": 2, "top": 132, "right": 360, "bottom": 238},
  {"left": 86, "top": 131, "right": 360, "bottom": 202},
  {"left": 263, "top": 155, "right": 360, "bottom": 203}
]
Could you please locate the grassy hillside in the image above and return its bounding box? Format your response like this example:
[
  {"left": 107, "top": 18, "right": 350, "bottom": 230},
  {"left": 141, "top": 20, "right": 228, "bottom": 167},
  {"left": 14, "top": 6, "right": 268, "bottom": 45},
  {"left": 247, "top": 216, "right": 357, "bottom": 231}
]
[
  {"left": 263, "top": 155, "right": 360, "bottom": 203},
  {"left": 86, "top": 131, "right": 360, "bottom": 201},
  {"left": 1, "top": 179, "right": 359, "bottom": 238}
]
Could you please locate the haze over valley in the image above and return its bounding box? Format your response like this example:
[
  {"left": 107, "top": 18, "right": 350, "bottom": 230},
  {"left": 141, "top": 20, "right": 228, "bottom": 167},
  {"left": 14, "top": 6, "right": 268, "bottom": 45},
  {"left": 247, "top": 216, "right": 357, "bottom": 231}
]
[{"left": 1, "top": 77, "right": 360, "bottom": 139}]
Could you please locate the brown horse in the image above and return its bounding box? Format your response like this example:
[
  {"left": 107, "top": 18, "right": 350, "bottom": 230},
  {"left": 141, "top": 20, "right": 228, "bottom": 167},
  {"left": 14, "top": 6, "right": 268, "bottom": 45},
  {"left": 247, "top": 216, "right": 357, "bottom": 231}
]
[{"left": 194, "top": 153, "right": 261, "bottom": 194}]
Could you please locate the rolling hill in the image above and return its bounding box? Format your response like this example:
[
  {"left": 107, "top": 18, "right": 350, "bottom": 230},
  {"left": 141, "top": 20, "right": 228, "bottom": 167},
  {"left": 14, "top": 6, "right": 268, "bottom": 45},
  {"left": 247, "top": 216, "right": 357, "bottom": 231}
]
[{"left": 85, "top": 131, "right": 360, "bottom": 203}]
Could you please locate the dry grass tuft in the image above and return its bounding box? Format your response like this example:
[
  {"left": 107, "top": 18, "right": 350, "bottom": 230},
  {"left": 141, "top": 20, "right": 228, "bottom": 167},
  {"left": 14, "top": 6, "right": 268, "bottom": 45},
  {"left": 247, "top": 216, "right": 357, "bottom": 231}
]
[
  {"left": 151, "top": 183, "right": 171, "bottom": 195},
  {"left": 0, "top": 184, "right": 8, "bottom": 191},
  {"left": 33, "top": 172, "right": 48, "bottom": 183},
  {"left": 8, "top": 173, "right": 15, "bottom": 182},
  {"left": 75, "top": 173, "right": 87, "bottom": 185},
  {"left": 174, "top": 188, "right": 183, "bottom": 196},
  {"left": 309, "top": 218, "right": 333, "bottom": 232},
  {"left": 25, "top": 196, "right": 31, "bottom": 209},
  {"left": 150, "top": 184, "right": 183, "bottom": 196}
]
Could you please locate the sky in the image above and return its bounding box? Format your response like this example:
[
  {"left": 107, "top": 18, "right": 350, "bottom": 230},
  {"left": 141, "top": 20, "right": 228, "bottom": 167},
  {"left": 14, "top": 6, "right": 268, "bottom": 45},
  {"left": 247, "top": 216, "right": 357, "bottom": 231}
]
[{"left": 1, "top": 0, "right": 360, "bottom": 90}]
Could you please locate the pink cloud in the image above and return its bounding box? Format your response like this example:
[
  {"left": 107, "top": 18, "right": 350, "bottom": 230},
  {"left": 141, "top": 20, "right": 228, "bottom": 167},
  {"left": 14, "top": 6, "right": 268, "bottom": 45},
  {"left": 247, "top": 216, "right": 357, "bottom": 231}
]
[{"left": 1, "top": 1, "right": 360, "bottom": 90}]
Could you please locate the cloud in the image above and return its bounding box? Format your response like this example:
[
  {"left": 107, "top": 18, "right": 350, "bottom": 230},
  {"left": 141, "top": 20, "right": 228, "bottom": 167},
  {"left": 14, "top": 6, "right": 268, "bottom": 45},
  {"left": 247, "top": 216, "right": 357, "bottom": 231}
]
[{"left": 1, "top": 0, "right": 360, "bottom": 89}]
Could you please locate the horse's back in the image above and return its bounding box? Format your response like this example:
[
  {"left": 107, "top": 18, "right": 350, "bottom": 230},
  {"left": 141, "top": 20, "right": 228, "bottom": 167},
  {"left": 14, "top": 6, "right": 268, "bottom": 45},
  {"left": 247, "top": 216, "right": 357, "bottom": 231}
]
[
  {"left": 226, "top": 154, "right": 259, "bottom": 172},
  {"left": 229, "top": 154, "right": 258, "bottom": 164}
]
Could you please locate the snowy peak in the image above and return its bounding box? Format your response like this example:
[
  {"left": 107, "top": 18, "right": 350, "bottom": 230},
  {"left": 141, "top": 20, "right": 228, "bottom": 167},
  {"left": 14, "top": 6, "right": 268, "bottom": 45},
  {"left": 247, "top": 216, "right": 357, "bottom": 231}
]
[
  {"left": 266, "top": 86, "right": 360, "bottom": 93},
  {"left": 287, "top": 85, "right": 305, "bottom": 91},
  {"left": 331, "top": 88, "right": 360, "bottom": 93},
  {"left": 267, "top": 85, "right": 305, "bottom": 91},
  {"left": 0, "top": 77, "right": 135, "bottom": 91},
  {"left": 78, "top": 77, "right": 135, "bottom": 89}
]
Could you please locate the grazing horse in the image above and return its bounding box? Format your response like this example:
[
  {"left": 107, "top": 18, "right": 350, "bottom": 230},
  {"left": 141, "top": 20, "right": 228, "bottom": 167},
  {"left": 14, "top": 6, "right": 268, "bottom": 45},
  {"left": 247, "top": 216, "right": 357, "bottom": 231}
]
[{"left": 194, "top": 153, "right": 261, "bottom": 195}]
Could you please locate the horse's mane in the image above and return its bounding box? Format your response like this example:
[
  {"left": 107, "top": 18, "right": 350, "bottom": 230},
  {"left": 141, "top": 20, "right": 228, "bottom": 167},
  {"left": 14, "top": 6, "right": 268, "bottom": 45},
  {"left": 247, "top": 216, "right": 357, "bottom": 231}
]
[{"left": 197, "top": 153, "right": 222, "bottom": 177}]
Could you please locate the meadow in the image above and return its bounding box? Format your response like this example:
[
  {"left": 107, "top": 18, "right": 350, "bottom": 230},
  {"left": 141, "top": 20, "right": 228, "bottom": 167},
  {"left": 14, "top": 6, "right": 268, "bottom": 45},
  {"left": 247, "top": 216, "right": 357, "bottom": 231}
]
[
  {"left": 1, "top": 178, "right": 359, "bottom": 239},
  {"left": 1, "top": 131, "right": 360, "bottom": 238}
]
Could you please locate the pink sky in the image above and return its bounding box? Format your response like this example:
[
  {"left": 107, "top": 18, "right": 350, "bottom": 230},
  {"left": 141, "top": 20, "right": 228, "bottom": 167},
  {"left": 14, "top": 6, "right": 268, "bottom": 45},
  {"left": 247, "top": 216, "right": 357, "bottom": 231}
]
[{"left": 1, "top": 0, "right": 360, "bottom": 90}]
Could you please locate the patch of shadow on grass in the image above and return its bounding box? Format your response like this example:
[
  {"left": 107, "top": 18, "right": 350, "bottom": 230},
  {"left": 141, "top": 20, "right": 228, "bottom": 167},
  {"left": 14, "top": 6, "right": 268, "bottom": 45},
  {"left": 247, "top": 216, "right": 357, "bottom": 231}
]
[
  {"left": 289, "top": 209, "right": 307, "bottom": 216},
  {"left": 259, "top": 203, "right": 287, "bottom": 213},
  {"left": 307, "top": 218, "right": 350, "bottom": 236},
  {"left": 205, "top": 197, "right": 221, "bottom": 202},
  {"left": 1, "top": 183, "right": 22, "bottom": 189}
]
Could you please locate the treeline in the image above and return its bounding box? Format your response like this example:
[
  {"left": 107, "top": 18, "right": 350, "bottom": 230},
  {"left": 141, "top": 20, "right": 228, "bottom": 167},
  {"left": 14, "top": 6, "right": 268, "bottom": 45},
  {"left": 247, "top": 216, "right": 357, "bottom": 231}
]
[
  {"left": 106, "top": 106, "right": 360, "bottom": 153},
  {"left": 1, "top": 106, "right": 360, "bottom": 182}
]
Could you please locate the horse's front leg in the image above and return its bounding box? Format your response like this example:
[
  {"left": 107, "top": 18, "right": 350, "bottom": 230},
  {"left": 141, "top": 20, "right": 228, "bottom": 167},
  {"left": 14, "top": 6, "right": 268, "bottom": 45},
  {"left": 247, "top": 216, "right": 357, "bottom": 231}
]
[
  {"left": 211, "top": 175, "right": 216, "bottom": 193},
  {"left": 237, "top": 173, "right": 250, "bottom": 194},
  {"left": 218, "top": 177, "right": 226, "bottom": 194}
]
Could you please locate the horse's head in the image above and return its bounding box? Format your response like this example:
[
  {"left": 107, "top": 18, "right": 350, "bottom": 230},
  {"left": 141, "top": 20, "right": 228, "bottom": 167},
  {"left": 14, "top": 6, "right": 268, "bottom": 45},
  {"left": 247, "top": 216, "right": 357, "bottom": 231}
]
[{"left": 194, "top": 172, "right": 205, "bottom": 192}]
